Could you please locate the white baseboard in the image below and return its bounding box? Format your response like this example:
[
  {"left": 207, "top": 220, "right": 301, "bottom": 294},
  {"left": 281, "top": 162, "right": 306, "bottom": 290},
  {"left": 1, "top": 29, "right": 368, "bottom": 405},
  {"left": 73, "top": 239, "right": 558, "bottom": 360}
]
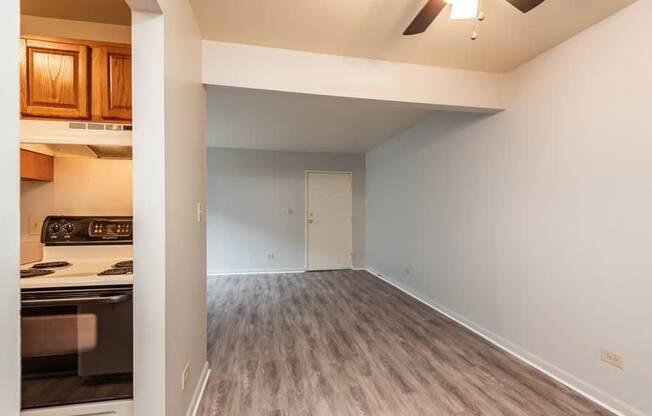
[
  {"left": 363, "top": 267, "right": 644, "bottom": 416},
  {"left": 186, "top": 361, "right": 211, "bottom": 416},
  {"left": 208, "top": 269, "right": 305, "bottom": 277},
  {"left": 208, "top": 268, "right": 368, "bottom": 277}
]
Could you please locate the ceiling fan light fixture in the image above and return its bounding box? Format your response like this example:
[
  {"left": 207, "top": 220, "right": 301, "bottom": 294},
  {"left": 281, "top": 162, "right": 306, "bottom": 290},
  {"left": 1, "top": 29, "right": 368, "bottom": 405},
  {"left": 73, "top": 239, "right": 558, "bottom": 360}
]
[
  {"left": 403, "top": 0, "right": 545, "bottom": 36},
  {"left": 448, "top": 0, "right": 479, "bottom": 20}
]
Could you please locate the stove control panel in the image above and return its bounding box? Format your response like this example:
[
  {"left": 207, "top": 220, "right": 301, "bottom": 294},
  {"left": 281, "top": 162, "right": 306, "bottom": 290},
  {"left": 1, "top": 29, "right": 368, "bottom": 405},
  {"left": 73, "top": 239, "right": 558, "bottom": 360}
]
[
  {"left": 89, "top": 220, "right": 132, "bottom": 237},
  {"left": 42, "top": 216, "right": 133, "bottom": 246}
]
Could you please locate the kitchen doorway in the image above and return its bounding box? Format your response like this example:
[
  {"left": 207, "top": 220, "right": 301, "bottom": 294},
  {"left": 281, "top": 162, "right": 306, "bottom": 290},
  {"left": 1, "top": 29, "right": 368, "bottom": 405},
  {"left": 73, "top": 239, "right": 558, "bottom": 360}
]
[{"left": 305, "top": 171, "right": 353, "bottom": 271}]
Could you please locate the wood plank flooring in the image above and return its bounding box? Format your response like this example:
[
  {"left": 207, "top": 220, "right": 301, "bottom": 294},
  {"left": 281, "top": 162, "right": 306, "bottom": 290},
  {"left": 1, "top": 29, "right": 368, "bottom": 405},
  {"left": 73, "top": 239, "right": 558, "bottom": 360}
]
[{"left": 198, "top": 270, "right": 613, "bottom": 416}]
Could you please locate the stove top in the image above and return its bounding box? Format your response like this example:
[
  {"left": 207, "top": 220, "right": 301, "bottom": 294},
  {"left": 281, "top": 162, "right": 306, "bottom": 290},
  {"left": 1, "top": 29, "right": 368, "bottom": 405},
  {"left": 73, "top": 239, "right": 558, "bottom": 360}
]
[
  {"left": 21, "top": 269, "right": 55, "bottom": 278},
  {"left": 31, "top": 261, "right": 71, "bottom": 269},
  {"left": 22, "top": 254, "right": 134, "bottom": 289},
  {"left": 99, "top": 265, "right": 133, "bottom": 276},
  {"left": 21, "top": 216, "right": 134, "bottom": 290},
  {"left": 113, "top": 260, "right": 133, "bottom": 268}
]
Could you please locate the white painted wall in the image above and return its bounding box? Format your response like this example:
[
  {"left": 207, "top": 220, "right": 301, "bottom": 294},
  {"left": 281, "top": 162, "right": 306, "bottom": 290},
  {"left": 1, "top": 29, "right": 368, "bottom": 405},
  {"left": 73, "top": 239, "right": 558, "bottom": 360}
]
[
  {"left": 0, "top": 0, "right": 20, "bottom": 414},
  {"left": 160, "top": 1, "right": 207, "bottom": 414},
  {"left": 365, "top": 2, "right": 651, "bottom": 415},
  {"left": 207, "top": 148, "right": 364, "bottom": 274},
  {"left": 130, "top": 0, "right": 207, "bottom": 414},
  {"left": 20, "top": 15, "right": 131, "bottom": 43},
  {"left": 20, "top": 157, "right": 132, "bottom": 239},
  {"left": 130, "top": 9, "right": 166, "bottom": 416},
  {"left": 202, "top": 40, "right": 509, "bottom": 112}
]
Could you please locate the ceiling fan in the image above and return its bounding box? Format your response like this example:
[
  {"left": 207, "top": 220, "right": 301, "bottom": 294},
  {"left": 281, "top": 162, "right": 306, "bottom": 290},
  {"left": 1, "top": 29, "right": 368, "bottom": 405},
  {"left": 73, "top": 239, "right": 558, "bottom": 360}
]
[{"left": 403, "top": 0, "right": 546, "bottom": 35}]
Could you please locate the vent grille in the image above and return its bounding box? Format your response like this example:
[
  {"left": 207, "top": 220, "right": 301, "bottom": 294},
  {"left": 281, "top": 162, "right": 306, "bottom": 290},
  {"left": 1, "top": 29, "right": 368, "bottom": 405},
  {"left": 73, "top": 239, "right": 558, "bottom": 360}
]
[{"left": 68, "top": 122, "right": 133, "bottom": 131}]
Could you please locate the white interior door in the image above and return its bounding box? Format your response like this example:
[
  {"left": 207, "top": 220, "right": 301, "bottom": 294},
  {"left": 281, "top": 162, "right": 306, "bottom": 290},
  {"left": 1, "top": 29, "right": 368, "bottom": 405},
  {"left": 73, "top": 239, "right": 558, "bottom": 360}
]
[{"left": 306, "top": 172, "right": 353, "bottom": 271}]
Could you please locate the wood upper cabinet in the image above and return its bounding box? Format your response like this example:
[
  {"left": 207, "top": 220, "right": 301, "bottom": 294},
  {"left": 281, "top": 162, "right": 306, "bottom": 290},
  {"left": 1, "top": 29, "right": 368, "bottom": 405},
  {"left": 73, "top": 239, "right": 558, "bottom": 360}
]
[
  {"left": 92, "top": 46, "right": 132, "bottom": 121},
  {"left": 20, "top": 149, "right": 54, "bottom": 181},
  {"left": 20, "top": 39, "right": 89, "bottom": 119},
  {"left": 20, "top": 36, "right": 132, "bottom": 122}
]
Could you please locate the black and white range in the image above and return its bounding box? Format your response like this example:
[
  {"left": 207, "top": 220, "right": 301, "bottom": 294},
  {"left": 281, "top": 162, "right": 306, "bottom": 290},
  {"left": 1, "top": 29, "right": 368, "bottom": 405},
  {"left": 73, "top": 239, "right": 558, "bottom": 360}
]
[{"left": 20, "top": 216, "right": 134, "bottom": 410}]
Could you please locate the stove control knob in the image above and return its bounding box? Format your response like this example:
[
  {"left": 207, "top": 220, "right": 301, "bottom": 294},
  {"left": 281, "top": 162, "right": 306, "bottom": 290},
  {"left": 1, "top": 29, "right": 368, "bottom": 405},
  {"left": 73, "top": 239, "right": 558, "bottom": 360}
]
[
  {"left": 63, "top": 223, "right": 75, "bottom": 234},
  {"left": 48, "top": 223, "right": 61, "bottom": 233}
]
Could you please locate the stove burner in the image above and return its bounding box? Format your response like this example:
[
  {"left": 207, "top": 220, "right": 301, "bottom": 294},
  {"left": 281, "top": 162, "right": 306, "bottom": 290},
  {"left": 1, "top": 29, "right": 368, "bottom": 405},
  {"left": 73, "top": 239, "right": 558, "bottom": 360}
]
[
  {"left": 32, "top": 261, "right": 71, "bottom": 269},
  {"left": 98, "top": 267, "right": 133, "bottom": 276},
  {"left": 113, "top": 260, "right": 133, "bottom": 268},
  {"left": 21, "top": 269, "right": 55, "bottom": 278}
]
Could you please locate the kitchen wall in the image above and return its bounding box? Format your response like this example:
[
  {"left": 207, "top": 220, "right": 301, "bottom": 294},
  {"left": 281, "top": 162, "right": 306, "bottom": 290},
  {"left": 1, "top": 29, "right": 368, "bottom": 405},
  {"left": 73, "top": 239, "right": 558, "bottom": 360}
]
[
  {"left": 130, "top": 0, "right": 207, "bottom": 414},
  {"left": 21, "top": 15, "right": 131, "bottom": 43},
  {"left": 207, "top": 148, "right": 365, "bottom": 274},
  {"left": 20, "top": 156, "right": 133, "bottom": 240},
  {"left": 0, "top": 0, "right": 20, "bottom": 414},
  {"left": 131, "top": 9, "right": 168, "bottom": 416},
  {"left": 365, "top": 2, "right": 650, "bottom": 415}
]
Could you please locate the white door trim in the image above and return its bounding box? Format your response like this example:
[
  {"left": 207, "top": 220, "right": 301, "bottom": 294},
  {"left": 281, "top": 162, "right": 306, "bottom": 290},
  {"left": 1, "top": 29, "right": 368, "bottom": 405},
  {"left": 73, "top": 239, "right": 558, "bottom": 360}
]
[{"left": 304, "top": 170, "right": 353, "bottom": 271}]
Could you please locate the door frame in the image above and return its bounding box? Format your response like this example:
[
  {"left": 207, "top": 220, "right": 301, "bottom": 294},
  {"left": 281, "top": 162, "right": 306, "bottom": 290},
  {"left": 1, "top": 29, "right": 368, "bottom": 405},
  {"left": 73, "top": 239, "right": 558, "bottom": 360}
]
[
  {"left": 304, "top": 170, "right": 353, "bottom": 271},
  {"left": 1, "top": 0, "right": 20, "bottom": 413}
]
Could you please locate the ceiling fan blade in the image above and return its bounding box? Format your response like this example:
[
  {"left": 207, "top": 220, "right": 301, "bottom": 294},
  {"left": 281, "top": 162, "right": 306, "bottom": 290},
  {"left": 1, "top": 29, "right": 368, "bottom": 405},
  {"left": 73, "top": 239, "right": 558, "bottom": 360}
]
[
  {"left": 504, "top": 0, "right": 546, "bottom": 13},
  {"left": 403, "top": 0, "right": 447, "bottom": 36}
]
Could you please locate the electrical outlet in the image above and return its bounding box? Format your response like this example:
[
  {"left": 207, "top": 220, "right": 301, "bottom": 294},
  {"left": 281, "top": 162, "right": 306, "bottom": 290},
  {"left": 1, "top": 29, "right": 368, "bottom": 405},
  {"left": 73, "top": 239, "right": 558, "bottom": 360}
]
[
  {"left": 405, "top": 268, "right": 411, "bottom": 276},
  {"left": 181, "top": 363, "right": 190, "bottom": 390},
  {"left": 287, "top": 208, "right": 293, "bottom": 215},
  {"left": 601, "top": 349, "right": 624, "bottom": 369},
  {"left": 267, "top": 253, "right": 275, "bottom": 260},
  {"left": 28, "top": 215, "right": 43, "bottom": 236}
]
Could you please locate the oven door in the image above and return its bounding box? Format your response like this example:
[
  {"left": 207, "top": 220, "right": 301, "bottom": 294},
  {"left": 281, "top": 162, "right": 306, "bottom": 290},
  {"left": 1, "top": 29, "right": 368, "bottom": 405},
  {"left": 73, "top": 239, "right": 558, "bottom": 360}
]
[{"left": 21, "top": 286, "right": 133, "bottom": 409}]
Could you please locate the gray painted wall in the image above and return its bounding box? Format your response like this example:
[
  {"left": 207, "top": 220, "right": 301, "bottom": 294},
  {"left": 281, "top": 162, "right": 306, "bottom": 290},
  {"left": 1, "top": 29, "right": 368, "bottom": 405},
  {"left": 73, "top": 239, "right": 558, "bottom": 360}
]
[
  {"left": 365, "top": 2, "right": 650, "bottom": 415},
  {"left": 132, "top": 3, "right": 207, "bottom": 415},
  {"left": 207, "top": 148, "right": 365, "bottom": 273}
]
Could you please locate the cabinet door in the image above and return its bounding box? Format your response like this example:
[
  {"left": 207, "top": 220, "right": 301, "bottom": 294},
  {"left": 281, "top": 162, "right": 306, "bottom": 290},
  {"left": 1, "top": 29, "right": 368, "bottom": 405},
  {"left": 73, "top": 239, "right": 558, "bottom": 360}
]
[
  {"left": 20, "top": 39, "right": 89, "bottom": 119},
  {"left": 92, "top": 46, "right": 132, "bottom": 121}
]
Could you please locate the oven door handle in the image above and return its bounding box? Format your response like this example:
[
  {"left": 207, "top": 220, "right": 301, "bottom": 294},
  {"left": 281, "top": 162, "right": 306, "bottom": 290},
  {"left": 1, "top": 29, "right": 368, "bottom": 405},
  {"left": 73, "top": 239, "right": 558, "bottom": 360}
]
[{"left": 21, "top": 293, "right": 131, "bottom": 307}]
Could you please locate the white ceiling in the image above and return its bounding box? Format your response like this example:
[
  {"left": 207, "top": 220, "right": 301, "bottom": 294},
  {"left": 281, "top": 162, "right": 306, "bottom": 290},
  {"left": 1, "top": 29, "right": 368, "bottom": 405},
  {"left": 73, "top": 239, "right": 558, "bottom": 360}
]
[
  {"left": 206, "top": 86, "right": 433, "bottom": 154},
  {"left": 190, "top": 0, "right": 635, "bottom": 73},
  {"left": 20, "top": 0, "right": 635, "bottom": 72},
  {"left": 21, "top": 0, "right": 131, "bottom": 25}
]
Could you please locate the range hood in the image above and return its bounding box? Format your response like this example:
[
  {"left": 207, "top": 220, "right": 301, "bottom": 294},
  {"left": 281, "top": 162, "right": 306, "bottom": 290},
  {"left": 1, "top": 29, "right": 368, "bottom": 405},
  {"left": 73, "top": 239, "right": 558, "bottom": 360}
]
[
  {"left": 21, "top": 142, "right": 133, "bottom": 160},
  {"left": 86, "top": 144, "right": 132, "bottom": 159},
  {"left": 20, "top": 120, "right": 132, "bottom": 147}
]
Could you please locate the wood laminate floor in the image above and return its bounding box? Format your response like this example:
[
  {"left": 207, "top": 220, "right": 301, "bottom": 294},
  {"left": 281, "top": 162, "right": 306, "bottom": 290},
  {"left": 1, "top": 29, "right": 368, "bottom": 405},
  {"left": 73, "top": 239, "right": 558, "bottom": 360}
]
[{"left": 198, "top": 270, "right": 613, "bottom": 416}]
